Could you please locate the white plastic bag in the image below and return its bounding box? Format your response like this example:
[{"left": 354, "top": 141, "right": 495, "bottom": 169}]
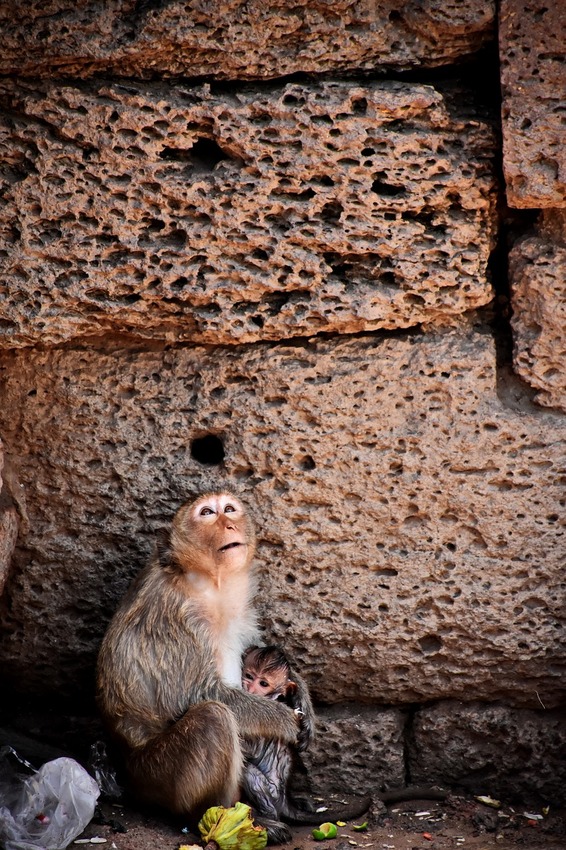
[{"left": 0, "top": 752, "right": 100, "bottom": 850}]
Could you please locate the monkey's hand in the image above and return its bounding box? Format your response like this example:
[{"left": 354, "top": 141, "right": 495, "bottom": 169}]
[
  {"left": 217, "top": 683, "right": 299, "bottom": 744},
  {"left": 289, "top": 670, "right": 315, "bottom": 752}
]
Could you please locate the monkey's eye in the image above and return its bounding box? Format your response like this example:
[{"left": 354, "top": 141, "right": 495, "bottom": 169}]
[
  {"left": 259, "top": 679, "right": 270, "bottom": 688},
  {"left": 199, "top": 506, "right": 215, "bottom": 516},
  {"left": 243, "top": 672, "right": 254, "bottom": 681},
  {"left": 224, "top": 504, "right": 237, "bottom": 513}
]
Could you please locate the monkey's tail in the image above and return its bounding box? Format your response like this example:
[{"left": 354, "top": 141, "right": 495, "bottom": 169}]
[
  {"left": 283, "top": 795, "right": 372, "bottom": 825},
  {"left": 283, "top": 785, "right": 447, "bottom": 826},
  {"left": 379, "top": 785, "right": 448, "bottom": 803}
]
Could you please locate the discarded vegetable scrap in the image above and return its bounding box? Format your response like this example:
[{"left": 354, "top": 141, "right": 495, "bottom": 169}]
[{"left": 198, "top": 803, "right": 267, "bottom": 850}]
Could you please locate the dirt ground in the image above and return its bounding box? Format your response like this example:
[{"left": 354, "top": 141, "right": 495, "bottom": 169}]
[{"left": 77, "top": 792, "right": 565, "bottom": 850}]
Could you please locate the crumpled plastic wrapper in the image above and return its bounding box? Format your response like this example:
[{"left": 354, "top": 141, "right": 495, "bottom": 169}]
[{"left": 0, "top": 749, "right": 100, "bottom": 850}]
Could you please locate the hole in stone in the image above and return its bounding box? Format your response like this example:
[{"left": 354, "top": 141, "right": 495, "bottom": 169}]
[
  {"left": 171, "top": 277, "right": 188, "bottom": 291},
  {"left": 0, "top": 317, "right": 18, "bottom": 330},
  {"left": 282, "top": 93, "right": 304, "bottom": 106},
  {"left": 371, "top": 176, "right": 406, "bottom": 196},
  {"left": 300, "top": 455, "right": 316, "bottom": 470},
  {"left": 147, "top": 218, "right": 165, "bottom": 232},
  {"left": 190, "top": 137, "right": 229, "bottom": 169},
  {"left": 320, "top": 201, "right": 343, "bottom": 221},
  {"left": 159, "top": 137, "right": 229, "bottom": 170},
  {"left": 312, "top": 174, "right": 335, "bottom": 187},
  {"left": 163, "top": 229, "right": 187, "bottom": 248},
  {"left": 418, "top": 635, "right": 443, "bottom": 654},
  {"left": 351, "top": 97, "right": 368, "bottom": 114},
  {"left": 190, "top": 434, "right": 225, "bottom": 465}
]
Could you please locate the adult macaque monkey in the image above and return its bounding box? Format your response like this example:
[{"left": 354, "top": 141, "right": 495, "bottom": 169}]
[{"left": 96, "top": 491, "right": 315, "bottom": 843}]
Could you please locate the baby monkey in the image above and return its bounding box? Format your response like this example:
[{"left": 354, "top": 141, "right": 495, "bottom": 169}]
[
  {"left": 241, "top": 645, "right": 306, "bottom": 831},
  {"left": 241, "top": 646, "right": 372, "bottom": 837}
]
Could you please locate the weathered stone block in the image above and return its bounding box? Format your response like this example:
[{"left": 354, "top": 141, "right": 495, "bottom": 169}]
[
  {"left": 303, "top": 705, "right": 406, "bottom": 795},
  {"left": 509, "top": 211, "right": 566, "bottom": 412},
  {"left": 0, "top": 447, "right": 19, "bottom": 596},
  {"left": 500, "top": 1, "right": 566, "bottom": 208},
  {"left": 0, "top": 330, "right": 563, "bottom": 709},
  {"left": 0, "top": 79, "right": 497, "bottom": 348},
  {"left": 409, "top": 701, "right": 566, "bottom": 804},
  {"left": 0, "top": 1, "right": 495, "bottom": 80}
]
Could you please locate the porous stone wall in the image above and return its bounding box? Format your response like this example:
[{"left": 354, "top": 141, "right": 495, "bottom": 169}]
[
  {"left": 0, "top": 446, "right": 21, "bottom": 596},
  {"left": 0, "top": 78, "right": 495, "bottom": 346},
  {"left": 509, "top": 210, "right": 566, "bottom": 412},
  {"left": 500, "top": 1, "right": 566, "bottom": 413},
  {"left": 499, "top": 0, "right": 566, "bottom": 209},
  {"left": 0, "top": 0, "right": 564, "bottom": 805},
  {"left": 0, "top": 1, "right": 495, "bottom": 80},
  {"left": 1, "top": 331, "right": 564, "bottom": 708}
]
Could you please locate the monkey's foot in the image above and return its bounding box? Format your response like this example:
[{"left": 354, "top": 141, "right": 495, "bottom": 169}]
[{"left": 257, "top": 817, "right": 292, "bottom": 844}]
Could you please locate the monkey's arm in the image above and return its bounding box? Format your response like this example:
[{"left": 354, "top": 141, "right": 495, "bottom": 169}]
[
  {"left": 287, "top": 669, "right": 315, "bottom": 751},
  {"left": 212, "top": 680, "right": 299, "bottom": 744}
]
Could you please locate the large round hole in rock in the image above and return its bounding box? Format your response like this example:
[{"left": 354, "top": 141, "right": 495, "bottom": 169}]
[
  {"left": 190, "top": 434, "right": 225, "bottom": 465},
  {"left": 418, "top": 635, "right": 443, "bottom": 655}
]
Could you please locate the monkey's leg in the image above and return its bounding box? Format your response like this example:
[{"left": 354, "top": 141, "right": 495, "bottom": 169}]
[
  {"left": 242, "top": 760, "right": 292, "bottom": 844},
  {"left": 128, "top": 701, "right": 242, "bottom": 814}
]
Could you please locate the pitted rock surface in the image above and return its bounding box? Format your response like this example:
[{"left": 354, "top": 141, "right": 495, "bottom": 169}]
[
  {"left": 0, "top": 79, "right": 496, "bottom": 348},
  {"left": 509, "top": 211, "right": 566, "bottom": 412},
  {"left": 0, "top": 1, "right": 495, "bottom": 81},
  {"left": 500, "top": 0, "right": 566, "bottom": 208},
  {"left": 302, "top": 705, "right": 406, "bottom": 795},
  {"left": 0, "top": 330, "right": 564, "bottom": 708},
  {"left": 410, "top": 701, "right": 566, "bottom": 804}
]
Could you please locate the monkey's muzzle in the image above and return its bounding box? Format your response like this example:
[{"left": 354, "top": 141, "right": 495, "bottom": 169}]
[{"left": 218, "top": 541, "right": 245, "bottom": 552}]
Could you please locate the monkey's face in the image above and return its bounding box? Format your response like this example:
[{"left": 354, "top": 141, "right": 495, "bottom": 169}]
[
  {"left": 174, "top": 492, "right": 255, "bottom": 580},
  {"left": 242, "top": 664, "right": 289, "bottom": 699}
]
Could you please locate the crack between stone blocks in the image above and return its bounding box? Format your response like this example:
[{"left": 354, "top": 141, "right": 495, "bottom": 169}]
[
  {"left": 401, "top": 703, "right": 420, "bottom": 787},
  {"left": 485, "top": 207, "right": 543, "bottom": 412}
]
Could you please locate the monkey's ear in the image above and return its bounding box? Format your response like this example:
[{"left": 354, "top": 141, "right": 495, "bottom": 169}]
[
  {"left": 287, "top": 681, "right": 298, "bottom": 695},
  {"left": 155, "top": 527, "right": 173, "bottom": 567}
]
